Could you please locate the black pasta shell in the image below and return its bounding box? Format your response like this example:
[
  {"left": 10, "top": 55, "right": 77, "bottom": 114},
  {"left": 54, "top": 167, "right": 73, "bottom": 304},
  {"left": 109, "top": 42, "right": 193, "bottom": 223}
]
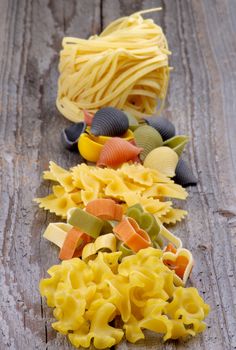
[
  {"left": 90, "top": 107, "right": 129, "bottom": 137},
  {"left": 143, "top": 116, "right": 175, "bottom": 141},
  {"left": 61, "top": 122, "right": 86, "bottom": 151},
  {"left": 173, "top": 159, "right": 197, "bottom": 187}
]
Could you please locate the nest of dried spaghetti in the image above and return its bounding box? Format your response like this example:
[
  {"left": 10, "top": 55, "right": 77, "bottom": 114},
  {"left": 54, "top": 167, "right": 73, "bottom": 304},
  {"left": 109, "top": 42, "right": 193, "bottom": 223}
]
[{"left": 57, "top": 9, "right": 171, "bottom": 122}]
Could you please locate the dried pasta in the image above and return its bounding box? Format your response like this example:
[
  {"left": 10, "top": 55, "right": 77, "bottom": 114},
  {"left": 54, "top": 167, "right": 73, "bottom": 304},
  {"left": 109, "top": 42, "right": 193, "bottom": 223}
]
[
  {"left": 56, "top": 9, "right": 170, "bottom": 122},
  {"left": 35, "top": 161, "right": 188, "bottom": 223},
  {"left": 40, "top": 248, "right": 210, "bottom": 349},
  {"left": 160, "top": 208, "right": 188, "bottom": 225}
]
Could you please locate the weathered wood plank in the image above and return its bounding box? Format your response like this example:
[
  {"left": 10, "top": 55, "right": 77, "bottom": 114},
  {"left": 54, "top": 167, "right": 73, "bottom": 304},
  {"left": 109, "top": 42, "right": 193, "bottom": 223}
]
[
  {"left": 102, "top": 1, "right": 236, "bottom": 350},
  {"left": 0, "top": 0, "right": 236, "bottom": 349},
  {"left": 0, "top": 1, "right": 100, "bottom": 349}
]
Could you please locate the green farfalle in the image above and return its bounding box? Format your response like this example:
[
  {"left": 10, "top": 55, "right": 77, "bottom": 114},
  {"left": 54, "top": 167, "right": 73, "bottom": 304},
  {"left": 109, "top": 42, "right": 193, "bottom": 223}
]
[
  {"left": 163, "top": 135, "right": 189, "bottom": 156},
  {"left": 126, "top": 204, "right": 160, "bottom": 241}
]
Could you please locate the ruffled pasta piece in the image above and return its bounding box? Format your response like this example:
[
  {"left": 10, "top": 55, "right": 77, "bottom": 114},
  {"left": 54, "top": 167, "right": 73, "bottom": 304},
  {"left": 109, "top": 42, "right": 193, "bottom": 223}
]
[
  {"left": 139, "top": 197, "right": 172, "bottom": 218},
  {"left": 104, "top": 176, "right": 132, "bottom": 200},
  {"left": 165, "top": 287, "right": 210, "bottom": 336},
  {"left": 70, "top": 190, "right": 82, "bottom": 204},
  {"left": 142, "top": 183, "right": 188, "bottom": 200},
  {"left": 160, "top": 208, "right": 188, "bottom": 225},
  {"left": 52, "top": 185, "right": 66, "bottom": 198},
  {"left": 122, "top": 193, "right": 172, "bottom": 218},
  {"left": 139, "top": 314, "right": 173, "bottom": 340},
  {"left": 72, "top": 163, "right": 101, "bottom": 193},
  {"left": 81, "top": 190, "right": 99, "bottom": 205},
  {"left": 102, "top": 251, "right": 122, "bottom": 274},
  {"left": 52, "top": 292, "right": 86, "bottom": 333},
  {"left": 91, "top": 167, "right": 116, "bottom": 184},
  {"left": 69, "top": 301, "right": 123, "bottom": 349},
  {"left": 43, "top": 170, "right": 57, "bottom": 181},
  {"left": 35, "top": 193, "right": 78, "bottom": 218},
  {"left": 36, "top": 162, "right": 188, "bottom": 226},
  {"left": 88, "top": 252, "right": 117, "bottom": 285},
  {"left": 106, "top": 276, "right": 131, "bottom": 322},
  {"left": 119, "top": 163, "right": 170, "bottom": 186},
  {"left": 49, "top": 161, "right": 75, "bottom": 192},
  {"left": 124, "top": 315, "right": 145, "bottom": 343},
  {"left": 40, "top": 248, "right": 210, "bottom": 348},
  {"left": 122, "top": 179, "right": 146, "bottom": 193}
]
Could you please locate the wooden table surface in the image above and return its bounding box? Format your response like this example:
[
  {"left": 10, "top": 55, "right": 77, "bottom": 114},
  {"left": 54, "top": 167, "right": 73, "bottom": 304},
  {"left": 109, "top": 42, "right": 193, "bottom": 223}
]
[{"left": 1, "top": 0, "right": 236, "bottom": 349}]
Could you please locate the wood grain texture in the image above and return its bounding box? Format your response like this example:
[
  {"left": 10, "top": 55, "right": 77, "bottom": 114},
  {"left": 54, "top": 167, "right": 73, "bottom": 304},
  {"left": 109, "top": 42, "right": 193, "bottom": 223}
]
[{"left": 0, "top": 0, "right": 235, "bottom": 349}]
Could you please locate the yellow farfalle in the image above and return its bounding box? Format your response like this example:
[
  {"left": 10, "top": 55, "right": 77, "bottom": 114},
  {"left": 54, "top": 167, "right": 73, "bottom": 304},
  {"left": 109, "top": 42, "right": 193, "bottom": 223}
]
[
  {"left": 119, "top": 162, "right": 170, "bottom": 185},
  {"left": 142, "top": 182, "right": 188, "bottom": 200},
  {"left": 40, "top": 248, "right": 209, "bottom": 349},
  {"left": 160, "top": 208, "right": 188, "bottom": 224},
  {"left": 35, "top": 193, "right": 79, "bottom": 218},
  {"left": 35, "top": 162, "right": 188, "bottom": 223},
  {"left": 49, "top": 161, "right": 75, "bottom": 192}
]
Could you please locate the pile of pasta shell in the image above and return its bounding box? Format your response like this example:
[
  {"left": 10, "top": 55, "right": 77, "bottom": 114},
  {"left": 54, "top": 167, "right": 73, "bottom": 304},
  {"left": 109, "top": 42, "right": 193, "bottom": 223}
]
[{"left": 61, "top": 107, "right": 197, "bottom": 187}]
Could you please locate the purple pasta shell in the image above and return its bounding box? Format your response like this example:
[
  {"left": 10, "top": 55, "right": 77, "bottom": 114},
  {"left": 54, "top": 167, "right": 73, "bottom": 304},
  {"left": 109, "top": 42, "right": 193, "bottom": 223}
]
[
  {"left": 173, "top": 159, "right": 197, "bottom": 187},
  {"left": 61, "top": 122, "right": 86, "bottom": 151},
  {"left": 143, "top": 116, "right": 175, "bottom": 141},
  {"left": 90, "top": 107, "right": 129, "bottom": 137}
]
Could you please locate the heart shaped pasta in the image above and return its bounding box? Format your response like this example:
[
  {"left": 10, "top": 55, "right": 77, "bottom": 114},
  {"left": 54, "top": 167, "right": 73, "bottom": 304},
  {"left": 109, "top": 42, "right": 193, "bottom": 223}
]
[{"left": 162, "top": 247, "right": 193, "bottom": 286}]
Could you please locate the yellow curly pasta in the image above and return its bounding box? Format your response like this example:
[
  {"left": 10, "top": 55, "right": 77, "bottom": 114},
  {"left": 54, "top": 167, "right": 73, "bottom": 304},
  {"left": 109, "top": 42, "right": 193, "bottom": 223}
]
[
  {"left": 35, "top": 162, "right": 188, "bottom": 223},
  {"left": 40, "top": 248, "right": 210, "bottom": 349}
]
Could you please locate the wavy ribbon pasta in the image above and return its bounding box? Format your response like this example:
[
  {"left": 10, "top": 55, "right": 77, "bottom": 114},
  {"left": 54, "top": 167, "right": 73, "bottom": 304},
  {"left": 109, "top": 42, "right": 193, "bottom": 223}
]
[
  {"left": 40, "top": 248, "right": 210, "bottom": 349},
  {"left": 56, "top": 9, "right": 170, "bottom": 122}
]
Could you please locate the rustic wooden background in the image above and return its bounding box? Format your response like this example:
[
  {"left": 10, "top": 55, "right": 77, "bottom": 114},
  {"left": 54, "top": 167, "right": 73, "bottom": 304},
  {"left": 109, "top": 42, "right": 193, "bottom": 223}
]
[{"left": 1, "top": 0, "right": 236, "bottom": 349}]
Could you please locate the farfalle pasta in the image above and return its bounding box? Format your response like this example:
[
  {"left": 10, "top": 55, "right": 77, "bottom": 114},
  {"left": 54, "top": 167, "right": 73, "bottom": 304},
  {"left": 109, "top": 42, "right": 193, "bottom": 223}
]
[
  {"left": 40, "top": 248, "right": 210, "bottom": 349},
  {"left": 35, "top": 161, "right": 188, "bottom": 222},
  {"left": 160, "top": 208, "right": 188, "bottom": 225}
]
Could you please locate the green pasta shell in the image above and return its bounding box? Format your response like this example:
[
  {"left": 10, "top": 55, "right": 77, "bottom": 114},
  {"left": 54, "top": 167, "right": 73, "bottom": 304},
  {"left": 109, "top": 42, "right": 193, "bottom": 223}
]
[
  {"left": 134, "top": 125, "right": 163, "bottom": 161},
  {"left": 124, "top": 111, "right": 140, "bottom": 131},
  {"left": 163, "top": 135, "right": 189, "bottom": 156}
]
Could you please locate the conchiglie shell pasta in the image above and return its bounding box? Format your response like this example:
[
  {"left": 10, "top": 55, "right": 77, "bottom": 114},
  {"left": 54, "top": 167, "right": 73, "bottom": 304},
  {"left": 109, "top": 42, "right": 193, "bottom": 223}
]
[{"left": 143, "top": 146, "right": 178, "bottom": 177}]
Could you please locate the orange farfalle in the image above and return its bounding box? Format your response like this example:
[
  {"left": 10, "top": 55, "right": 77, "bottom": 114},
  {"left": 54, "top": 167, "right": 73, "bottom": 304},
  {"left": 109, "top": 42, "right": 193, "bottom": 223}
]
[
  {"left": 86, "top": 198, "right": 123, "bottom": 221},
  {"left": 97, "top": 137, "right": 143, "bottom": 167}
]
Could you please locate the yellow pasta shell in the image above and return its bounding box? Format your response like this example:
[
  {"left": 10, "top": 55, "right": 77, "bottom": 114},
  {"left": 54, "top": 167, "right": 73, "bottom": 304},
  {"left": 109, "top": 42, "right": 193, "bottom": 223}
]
[
  {"left": 143, "top": 146, "right": 178, "bottom": 177},
  {"left": 78, "top": 133, "right": 103, "bottom": 162}
]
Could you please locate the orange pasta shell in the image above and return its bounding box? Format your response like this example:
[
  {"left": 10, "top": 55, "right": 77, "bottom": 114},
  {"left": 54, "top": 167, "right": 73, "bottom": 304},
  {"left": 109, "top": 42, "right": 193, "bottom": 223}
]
[{"left": 97, "top": 137, "right": 143, "bottom": 167}]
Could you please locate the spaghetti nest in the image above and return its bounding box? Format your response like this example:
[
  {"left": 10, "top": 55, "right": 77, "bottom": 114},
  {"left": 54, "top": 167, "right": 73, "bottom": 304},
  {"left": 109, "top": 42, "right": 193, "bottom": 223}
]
[{"left": 57, "top": 9, "right": 171, "bottom": 122}]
